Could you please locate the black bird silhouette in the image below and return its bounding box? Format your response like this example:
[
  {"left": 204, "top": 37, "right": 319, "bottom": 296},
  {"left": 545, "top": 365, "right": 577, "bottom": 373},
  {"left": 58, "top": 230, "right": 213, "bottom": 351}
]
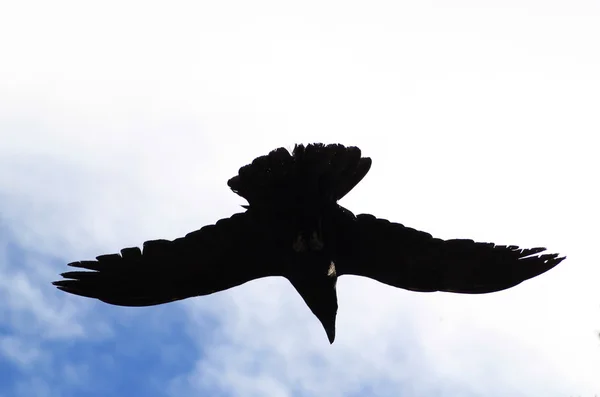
[{"left": 53, "top": 143, "right": 564, "bottom": 343}]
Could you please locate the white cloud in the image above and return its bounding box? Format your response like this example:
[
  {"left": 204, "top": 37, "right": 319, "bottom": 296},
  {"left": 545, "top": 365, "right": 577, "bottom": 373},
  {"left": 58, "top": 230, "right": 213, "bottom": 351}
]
[
  {"left": 172, "top": 276, "right": 594, "bottom": 396},
  {"left": 0, "top": 336, "right": 42, "bottom": 369},
  {"left": 0, "top": 0, "right": 599, "bottom": 395},
  {"left": 0, "top": 233, "right": 113, "bottom": 342}
]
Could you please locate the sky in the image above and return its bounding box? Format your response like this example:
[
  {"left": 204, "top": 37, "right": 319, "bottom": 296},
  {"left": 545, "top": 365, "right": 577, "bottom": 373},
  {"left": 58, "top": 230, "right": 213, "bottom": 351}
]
[{"left": 0, "top": 0, "right": 599, "bottom": 396}]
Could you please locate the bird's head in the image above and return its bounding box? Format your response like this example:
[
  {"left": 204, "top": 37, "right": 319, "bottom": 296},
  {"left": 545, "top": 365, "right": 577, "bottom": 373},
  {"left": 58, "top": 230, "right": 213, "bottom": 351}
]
[{"left": 286, "top": 252, "right": 339, "bottom": 344}]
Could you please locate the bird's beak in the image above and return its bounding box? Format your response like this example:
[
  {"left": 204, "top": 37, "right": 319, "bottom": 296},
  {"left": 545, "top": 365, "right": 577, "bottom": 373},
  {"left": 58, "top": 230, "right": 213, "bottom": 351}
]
[{"left": 324, "top": 315, "right": 336, "bottom": 344}]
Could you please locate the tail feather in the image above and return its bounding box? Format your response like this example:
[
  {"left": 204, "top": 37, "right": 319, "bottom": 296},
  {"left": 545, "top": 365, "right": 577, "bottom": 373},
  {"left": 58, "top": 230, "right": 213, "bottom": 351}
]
[{"left": 227, "top": 143, "right": 372, "bottom": 208}]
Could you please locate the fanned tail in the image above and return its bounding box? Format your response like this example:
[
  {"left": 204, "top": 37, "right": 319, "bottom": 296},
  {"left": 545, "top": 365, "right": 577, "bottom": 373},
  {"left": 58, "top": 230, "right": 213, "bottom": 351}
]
[{"left": 227, "top": 143, "right": 372, "bottom": 209}]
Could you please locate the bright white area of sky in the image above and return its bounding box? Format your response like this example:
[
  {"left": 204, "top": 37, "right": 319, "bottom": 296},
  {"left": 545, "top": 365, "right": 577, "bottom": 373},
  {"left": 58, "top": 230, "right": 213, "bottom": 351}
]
[{"left": 0, "top": 0, "right": 599, "bottom": 396}]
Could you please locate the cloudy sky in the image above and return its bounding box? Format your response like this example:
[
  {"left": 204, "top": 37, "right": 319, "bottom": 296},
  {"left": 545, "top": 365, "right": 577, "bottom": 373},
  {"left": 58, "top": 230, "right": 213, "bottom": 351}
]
[{"left": 1, "top": 0, "right": 599, "bottom": 396}]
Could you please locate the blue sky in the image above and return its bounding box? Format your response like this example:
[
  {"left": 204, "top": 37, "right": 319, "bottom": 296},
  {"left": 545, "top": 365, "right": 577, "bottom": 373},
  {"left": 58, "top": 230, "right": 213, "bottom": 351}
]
[{"left": 1, "top": 0, "right": 599, "bottom": 396}]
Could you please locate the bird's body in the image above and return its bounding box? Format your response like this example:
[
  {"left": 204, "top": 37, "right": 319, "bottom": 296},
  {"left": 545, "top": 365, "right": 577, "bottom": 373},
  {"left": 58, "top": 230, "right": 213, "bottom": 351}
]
[{"left": 54, "top": 143, "right": 565, "bottom": 343}]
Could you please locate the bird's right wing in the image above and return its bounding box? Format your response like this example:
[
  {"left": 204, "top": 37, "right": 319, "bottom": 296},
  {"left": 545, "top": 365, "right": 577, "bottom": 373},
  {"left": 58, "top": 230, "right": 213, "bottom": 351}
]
[
  {"left": 333, "top": 213, "right": 564, "bottom": 294},
  {"left": 53, "top": 212, "right": 284, "bottom": 306}
]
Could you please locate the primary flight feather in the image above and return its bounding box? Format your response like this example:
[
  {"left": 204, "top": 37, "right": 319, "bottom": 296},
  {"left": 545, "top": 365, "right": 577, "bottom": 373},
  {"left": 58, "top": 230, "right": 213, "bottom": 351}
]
[{"left": 53, "top": 143, "right": 564, "bottom": 343}]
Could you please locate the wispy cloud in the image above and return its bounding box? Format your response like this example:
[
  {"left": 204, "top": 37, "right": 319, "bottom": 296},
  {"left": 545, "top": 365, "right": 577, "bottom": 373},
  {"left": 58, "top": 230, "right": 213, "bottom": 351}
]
[
  {"left": 1, "top": 0, "right": 599, "bottom": 396},
  {"left": 0, "top": 336, "right": 42, "bottom": 370}
]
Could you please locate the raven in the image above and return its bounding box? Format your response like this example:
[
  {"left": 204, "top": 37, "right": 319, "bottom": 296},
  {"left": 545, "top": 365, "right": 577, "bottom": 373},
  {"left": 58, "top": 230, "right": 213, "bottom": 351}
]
[{"left": 53, "top": 143, "right": 564, "bottom": 343}]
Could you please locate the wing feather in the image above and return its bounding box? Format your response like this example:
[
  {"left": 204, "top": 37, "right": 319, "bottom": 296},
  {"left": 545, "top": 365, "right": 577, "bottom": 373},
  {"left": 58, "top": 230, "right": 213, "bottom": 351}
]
[
  {"left": 53, "top": 212, "right": 284, "bottom": 306},
  {"left": 334, "top": 212, "right": 564, "bottom": 293}
]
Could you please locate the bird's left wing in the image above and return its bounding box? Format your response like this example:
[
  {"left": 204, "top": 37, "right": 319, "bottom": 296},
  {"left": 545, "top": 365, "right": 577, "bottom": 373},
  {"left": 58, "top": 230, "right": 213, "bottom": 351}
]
[
  {"left": 53, "top": 212, "right": 284, "bottom": 306},
  {"left": 333, "top": 212, "right": 564, "bottom": 294}
]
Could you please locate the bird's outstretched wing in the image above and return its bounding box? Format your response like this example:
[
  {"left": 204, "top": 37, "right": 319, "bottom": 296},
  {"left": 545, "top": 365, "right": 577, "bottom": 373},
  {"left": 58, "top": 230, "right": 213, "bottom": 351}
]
[
  {"left": 53, "top": 212, "right": 284, "bottom": 306},
  {"left": 333, "top": 212, "right": 564, "bottom": 294}
]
